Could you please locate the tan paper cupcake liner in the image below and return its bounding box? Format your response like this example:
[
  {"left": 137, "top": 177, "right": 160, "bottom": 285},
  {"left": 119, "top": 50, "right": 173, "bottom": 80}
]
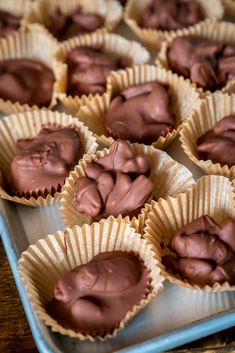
[
  {"left": 156, "top": 21, "right": 235, "bottom": 97},
  {"left": 124, "top": 0, "right": 224, "bottom": 53},
  {"left": 18, "top": 218, "right": 164, "bottom": 340},
  {"left": 0, "top": 0, "right": 32, "bottom": 30},
  {"left": 75, "top": 65, "right": 201, "bottom": 150},
  {"left": 55, "top": 31, "right": 150, "bottom": 115},
  {"left": 144, "top": 175, "right": 235, "bottom": 292},
  {"left": 222, "top": 0, "right": 235, "bottom": 20},
  {"left": 0, "top": 24, "right": 66, "bottom": 114},
  {"left": 24, "top": 0, "right": 123, "bottom": 39},
  {"left": 0, "top": 109, "right": 98, "bottom": 207},
  {"left": 60, "top": 142, "right": 194, "bottom": 233},
  {"left": 180, "top": 91, "right": 235, "bottom": 179}
]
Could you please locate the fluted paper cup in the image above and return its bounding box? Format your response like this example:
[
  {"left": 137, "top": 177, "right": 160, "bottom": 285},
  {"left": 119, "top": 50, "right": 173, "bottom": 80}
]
[
  {"left": 0, "top": 109, "right": 98, "bottom": 207},
  {"left": 18, "top": 218, "right": 164, "bottom": 340},
  {"left": 144, "top": 175, "right": 235, "bottom": 292},
  {"left": 60, "top": 142, "right": 194, "bottom": 233},
  {"left": 75, "top": 65, "right": 201, "bottom": 150},
  {"left": 180, "top": 92, "right": 235, "bottom": 179},
  {"left": 124, "top": 0, "right": 223, "bottom": 52}
]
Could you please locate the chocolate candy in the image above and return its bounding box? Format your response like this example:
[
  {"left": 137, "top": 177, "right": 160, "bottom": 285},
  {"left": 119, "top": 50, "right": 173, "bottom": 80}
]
[
  {"left": 0, "top": 59, "right": 54, "bottom": 107},
  {"left": 11, "top": 125, "right": 82, "bottom": 195},
  {"left": 163, "top": 216, "right": 235, "bottom": 286},
  {"left": 168, "top": 36, "right": 235, "bottom": 91},
  {"left": 48, "top": 6, "right": 104, "bottom": 41},
  {"left": 140, "top": 0, "right": 203, "bottom": 31},
  {"left": 48, "top": 251, "right": 149, "bottom": 335},
  {"left": 0, "top": 10, "right": 21, "bottom": 37},
  {"left": 105, "top": 82, "right": 175, "bottom": 144},
  {"left": 67, "top": 46, "right": 129, "bottom": 96},
  {"left": 74, "top": 140, "right": 154, "bottom": 220},
  {"left": 197, "top": 115, "right": 235, "bottom": 167}
]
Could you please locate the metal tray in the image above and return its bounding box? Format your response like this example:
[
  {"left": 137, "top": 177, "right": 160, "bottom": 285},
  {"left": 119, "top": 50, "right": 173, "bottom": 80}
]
[{"left": 1, "top": 21, "right": 235, "bottom": 353}]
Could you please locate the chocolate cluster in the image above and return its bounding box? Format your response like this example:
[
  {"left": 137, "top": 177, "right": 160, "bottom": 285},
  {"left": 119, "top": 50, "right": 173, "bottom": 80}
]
[
  {"left": 140, "top": 0, "right": 203, "bottom": 31},
  {"left": 48, "top": 251, "right": 149, "bottom": 335},
  {"left": 163, "top": 215, "right": 235, "bottom": 286},
  {"left": 197, "top": 115, "right": 235, "bottom": 167},
  {"left": 67, "top": 46, "right": 129, "bottom": 96},
  {"left": 48, "top": 6, "right": 104, "bottom": 41},
  {"left": 105, "top": 82, "right": 175, "bottom": 144},
  {"left": 74, "top": 140, "right": 154, "bottom": 220},
  {"left": 11, "top": 125, "right": 82, "bottom": 196},
  {"left": 0, "top": 10, "right": 21, "bottom": 37},
  {"left": 168, "top": 36, "right": 235, "bottom": 91},
  {"left": 0, "top": 59, "right": 55, "bottom": 107}
]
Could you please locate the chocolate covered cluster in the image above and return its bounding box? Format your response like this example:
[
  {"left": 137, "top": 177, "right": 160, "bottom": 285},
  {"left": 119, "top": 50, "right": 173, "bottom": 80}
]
[
  {"left": 48, "top": 6, "right": 104, "bottom": 41},
  {"left": 197, "top": 115, "right": 235, "bottom": 167},
  {"left": 48, "top": 251, "right": 149, "bottom": 335},
  {"left": 163, "top": 215, "right": 235, "bottom": 286},
  {"left": 105, "top": 82, "right": 175, "bottom": 144},
  {"left": 11, "top": 125, "right": 82, "bottom": 196},
  {"left": 0, "top": 10, "right": 21, "bottom": 37},
  {"left": 168, "top": 36, "right": 235, "bottom": 91},
  {"left": 140, "top": 0, "right": 203, "bottom": 31},
  {"left": 74, "top": 140, "right": 154, "bottom": 220},
  {"left": 67, "top": 46, "right": 129, "bottom": 96},
  {"left": 0, "top": 59, "right": 55, "bottom": 107}
]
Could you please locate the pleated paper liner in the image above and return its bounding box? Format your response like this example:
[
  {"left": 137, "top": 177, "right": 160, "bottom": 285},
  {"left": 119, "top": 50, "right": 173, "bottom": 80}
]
[
  {"left": 124, "top": 0, "right": 224, "bottom": 53},
  {"left": 0, "top": 109, "right": 98, "bottom": 207},
  {"left": 222, "top": 0, "right": 235, "bottom": 20},
  {"left": 60, "top": 142, "right": 194, "bottom": 234},
  {"left": 18, "top": 218, "right": 164, "bottom": 340},
  {"left": 0, "top": 24, "right": 66, "bottom": 114},
  {"left": 75, "top": 65, "right": 201, "bottom": 150},
  {"left": 144, "top": 175, "right": 235, "bottom": 292},
  {"left": 24, "top": 0, "right": 123, "bottom": 40},
  {"left": 55, "top": 31, "right": 150, "bottom": 115},
  {"left": 156, "top": 21, "right": 235, "bottom": 98},
  {"left": 180, "top": 92, "right": 235, "bottom": 179},
  {"left": 0, "top": 0, "right": 32, "bottom": 33}
]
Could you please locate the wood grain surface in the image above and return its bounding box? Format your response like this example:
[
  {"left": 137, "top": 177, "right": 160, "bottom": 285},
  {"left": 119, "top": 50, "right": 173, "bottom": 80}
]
[{"left": 1, "top": 239, "right": 235, "bottom": 353}]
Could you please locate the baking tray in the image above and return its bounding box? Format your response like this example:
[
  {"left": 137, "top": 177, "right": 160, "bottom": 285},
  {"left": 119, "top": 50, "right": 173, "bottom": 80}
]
[{"left": 1, "top": 20, "right": 235, "bottom": 353}]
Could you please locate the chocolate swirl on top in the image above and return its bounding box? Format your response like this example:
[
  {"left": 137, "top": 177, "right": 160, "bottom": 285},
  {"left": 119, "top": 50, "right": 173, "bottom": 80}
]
[
  {"left": 48, "top": 251, "right": 149, "bottom": 336},
  {"left": 74, "top": 140, "right": 154, "bottom": 220},
  {"left": 0, "top": 10, "right": 21, "bottom": 37},
  {"left": 140, "top": 0, "right": 203, "bottom": 31},
  {"left": 105, "top": 82, "right": 175, "bottom": 144},
  {"left": 197, "top": 115, "right": 235, "bottom": 167},
  {"left": 10, "top": 125, "right": 82, "bottom": 196},
  {"left": 48, "top": 6, "right": 104, "bottom": 41},
  {"left": 163, "top": 215, "right": 235, "bottom": 286}
]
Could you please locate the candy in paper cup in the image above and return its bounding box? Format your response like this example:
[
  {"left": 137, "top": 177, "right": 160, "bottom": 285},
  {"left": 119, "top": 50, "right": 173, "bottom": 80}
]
[
  {"left": 55, "top": 31, "right": 150, "bottom": 115},
  {"left": 25, "top": 0, "right": 123, "bottom": 39},
  {"left": 222, "top": 0, "right": 235, "bottom": 20},
  {"left": 180, "top": 92, "right": 235, "bottom": 179},
  {"left": 157, "top": 21, "right": 235, "bottom": 97},
  {"left": 0, "top": 0, "right": 32, "bottom": 34},
  {"left": 0, "top": 24, "right": 66, "bottom": 114},
  {"left": 0, "top": 109, "right": 98, "bottom": 207},
  {"left": 124, "top": 0, "right": 223, "bottom": 52},
  {"left": 60, "top": 142, "right": 194, "bottom": 233},
  {"left": 18, "top": 218, "right": 164, "bottom": 340},
  {"left": 144, "top": 175, "right": 235, "bottom": 292},
  {"left": 75, "top": 65, "right": 201, "bottom": 150}
]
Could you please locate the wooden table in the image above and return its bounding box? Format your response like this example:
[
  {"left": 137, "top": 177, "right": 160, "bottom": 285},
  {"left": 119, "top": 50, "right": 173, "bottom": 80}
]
[{"left": 1, "top": 240, "right": 235, "bottom": 353}]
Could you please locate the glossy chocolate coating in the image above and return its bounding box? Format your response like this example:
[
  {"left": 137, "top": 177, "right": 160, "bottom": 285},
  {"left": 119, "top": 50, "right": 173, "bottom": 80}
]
[
  {"left": 74, "top": 140, "right": 153, "bottom": 220},
  {"left": 163, "top": 216, "right": 235, "bottom": 286},
  {"left": 11, "top": 125, "right": 82, "bottom": 195},
  {"left": 168, "top": 37, "right": 235, "bottom": 91},
  {"left": 49, "top": 6, "right": 104, "bottom": 41},
  {"left": 105, "top": 82, "right": 175, "bottom": 144},
  {"left": 67, "top": 46, "right": 129, "bottom": 96},
  {"left": 140, "top": 0, "right": 203, "bottom": 31},
  {"left": 0, "top": 59, "right": 54, "bottom": 107},
  {"left": 48, "top": 251, "right": 149, "bottom": 335},
  {"left": 0, "top": 10, "right": 21, "bottom": 37},
  {"left": 197, "top": 115, "right": 235, "bottom": 167}
]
